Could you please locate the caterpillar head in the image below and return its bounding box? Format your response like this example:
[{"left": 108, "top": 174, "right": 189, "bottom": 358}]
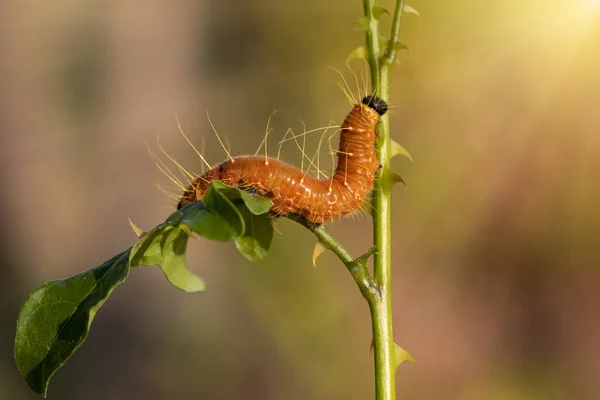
[{"left": 362, "top": 96, "right": 388, "bottom": 116}]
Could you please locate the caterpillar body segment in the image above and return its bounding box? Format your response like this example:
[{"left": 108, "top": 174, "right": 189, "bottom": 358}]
[{"left": 178, "top": 96, "right": 388, "bottom": 225}]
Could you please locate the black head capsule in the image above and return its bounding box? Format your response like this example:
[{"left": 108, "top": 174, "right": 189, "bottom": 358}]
[{"left": 362, "top": 95, "right": 388, "bottom": 116}]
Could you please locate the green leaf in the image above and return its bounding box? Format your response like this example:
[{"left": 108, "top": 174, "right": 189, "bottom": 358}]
[
  {"left": 203, "top": 183, "right": 245, "bottom": 235},
  {"left": 14, "top": 181, "right": 275, "bottom": 396},
  {"left": 130, "top": 224, "right": 205, "bottom": 293},
  {"left": 203, "top": 181, "right": 273, "bottom": 261},
  {"left": 179, "top": 201, "right": 241, "bottom": 242},
  {"left": 373, "top": 5, "right": 390, "bottom": 20},
  {"left": 235, "top": 207, "right": 274, "bottom": 262},
  {"left": 14, "top": 249, "right": 132, "bottom": 397},
  {"left": 208, "top": 180, "right": 272, "bottom": 215},
  {"left": 129, "top": 181, "right": 274, "bottom": 288}
]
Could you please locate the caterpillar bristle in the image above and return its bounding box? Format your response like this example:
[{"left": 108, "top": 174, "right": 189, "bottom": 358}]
[
  {"left": 177, "top": 92, "right": 386, "bottom": 224},
  {"left": 175, "top": 114, "right": 211, "bottom": 170}
]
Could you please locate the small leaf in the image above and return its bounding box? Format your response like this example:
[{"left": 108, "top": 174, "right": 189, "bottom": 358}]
[
  {"left": 128, "top": 218, "right": 144, "bottom": 238},
  {"left": 239, "top": 191, "right": 272, "bottom": 215},
  {"left": 391, "top": 139, "right": 413, "bottom": 161},
  {"left": 353, "top": 16, "right": 369, "bottom": 31},
  {"left": 373, "top": 5, "right": 390, "bottom": 20},
  {"left": 395, "top": 343, "right": 415, "bottom": 368},
  {"left": 182, "top": 181, "right": 275, "bottom": 263},
  {"left": 312, "top": 241, "right": 328, "bottom": 266},
  {"left": 14, "top": 181, "right": 275, "bottom": 397},
  {"left": 403, "top": 4, "right": 420, "bottom": 16},
  {"left": 180, "top": 201, "right": 241, "bottom": 242},
  {"left": 203, "top": 183, "right": 245, "bottom": 236},
  {"left": 235, "top": 207, "right": 273, "bottom": 262},
  {"left": 14, "top": 249, "right": 132, "bottom": 397},
  {"left": 346, "top": 45, "right": 368, "bottom": 64},
  {"left": 208, "top": 180, "right": 272, "bottom": 215},
  {"left": 130, "top": 224, "right": 205, "bottom": 293}
]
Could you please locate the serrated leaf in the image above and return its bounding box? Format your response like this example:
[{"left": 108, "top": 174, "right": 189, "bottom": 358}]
[
  {"left": 14, "top": 249, "right": 132, "bottom": 397},
  {"left": 130, "top": 223, "right": 205, "bottom": 293},
  {"left": 312, "top": 240, "right": 328, "bottom": 266},
  {"left": 391, "top": 139, "right": 413, "bottom": 161},
  {"left": 403, "top": 5, "right": 420, "bottom": 16},
  {"left": 346, "top": 45, "right": 368, "bottom": 64},
  {"left": 353, "top": 16, "right": 369, "bottom": 31},
  {"left": 373, "top": 5, "right": 390, "bottom": 20},
  {"left": 395, "top": 343, "right": 415, "bottom": 367},
  {"left": 235, "top": 207, "right": 273, "bottom": 262}
]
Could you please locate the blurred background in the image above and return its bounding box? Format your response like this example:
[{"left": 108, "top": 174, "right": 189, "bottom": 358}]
[{"left": 1, "top": 0, "right": 599, "bottom": 399}]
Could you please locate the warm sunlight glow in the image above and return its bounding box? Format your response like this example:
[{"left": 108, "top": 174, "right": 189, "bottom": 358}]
[{"left": 585, "top": 0, "right": 600, "bottom": 11}]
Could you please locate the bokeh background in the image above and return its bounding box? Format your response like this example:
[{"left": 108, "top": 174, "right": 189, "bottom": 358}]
[{"left": 1, "top": 0, "right": 599, "bottom": 399}]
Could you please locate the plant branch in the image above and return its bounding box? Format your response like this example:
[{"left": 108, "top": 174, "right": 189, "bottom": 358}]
[
  {"left": 383, "top": 0, "right": 405, "bottom": 66},
  {"left": 287, "top": 215, "right": 379, "bottom": 301},
  {"left": 365, "top": 0, "right": 405, "bottom": 399},
  {"left": 291, "top": 0, "right": 406, "bottom": 396},
  {"left": 363, "top": 0, "right": 382, "bottom": 90}
]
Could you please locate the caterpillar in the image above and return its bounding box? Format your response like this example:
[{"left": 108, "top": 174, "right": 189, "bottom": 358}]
[{"left": 177, "top": 95, "right": 388, "bottom": 225}]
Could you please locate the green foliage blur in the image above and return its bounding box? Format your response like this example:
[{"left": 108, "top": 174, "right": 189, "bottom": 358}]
[{"left": 1, "top": 0, "right": 599, "bottom": 399}]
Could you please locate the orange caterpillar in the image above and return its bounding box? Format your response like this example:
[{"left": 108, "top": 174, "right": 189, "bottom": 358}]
[{"left": 177, "top": 95, "right": 388, "bottom": 225}]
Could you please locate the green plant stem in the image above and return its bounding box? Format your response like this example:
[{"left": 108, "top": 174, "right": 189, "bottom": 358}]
[
  {"left": 291, "top": 1, "right": 405, "bottom": 397},
  {"left": 383, "top": 0, "right": 405, "bottom": 66},
  {"left": 367, "top": 1, "right": 404, "bottom": 399},
  {"left": 287, "top": 215, "right": 379, "bottom": 300},
  {"left": 363, "top": 0, "right": 382, "bottom": 90}
]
